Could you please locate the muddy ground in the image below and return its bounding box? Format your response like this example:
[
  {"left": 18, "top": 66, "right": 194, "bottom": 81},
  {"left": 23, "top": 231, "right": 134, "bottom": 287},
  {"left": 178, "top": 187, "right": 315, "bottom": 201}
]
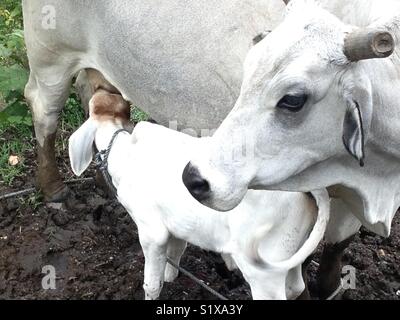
[{"left": 0, "top": 142, "right": 399, "bottom": 300}]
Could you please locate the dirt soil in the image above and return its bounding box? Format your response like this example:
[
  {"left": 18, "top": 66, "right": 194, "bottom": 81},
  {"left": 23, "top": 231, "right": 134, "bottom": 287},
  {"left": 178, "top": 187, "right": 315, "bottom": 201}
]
[{"left": 0, "top": 144, "right": 399, "bottom": 300}]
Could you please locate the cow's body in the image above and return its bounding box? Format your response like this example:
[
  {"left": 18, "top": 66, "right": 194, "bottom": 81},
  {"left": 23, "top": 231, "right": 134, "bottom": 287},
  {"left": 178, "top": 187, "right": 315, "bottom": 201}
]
[{"left": 23, "top": 0, "right": 285, "bottom": 133}]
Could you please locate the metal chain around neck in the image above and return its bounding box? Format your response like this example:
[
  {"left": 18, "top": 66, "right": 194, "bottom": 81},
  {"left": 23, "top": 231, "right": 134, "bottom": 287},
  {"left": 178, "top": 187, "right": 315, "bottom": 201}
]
[{"left": 94, "top": 128, "right": 130, "bottom": 196}]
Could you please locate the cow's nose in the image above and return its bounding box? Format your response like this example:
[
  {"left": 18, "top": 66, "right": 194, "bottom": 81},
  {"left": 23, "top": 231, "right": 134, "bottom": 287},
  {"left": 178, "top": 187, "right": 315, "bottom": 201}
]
[{"left": 182, "top": 162, "right": 210, "bottom": 202}]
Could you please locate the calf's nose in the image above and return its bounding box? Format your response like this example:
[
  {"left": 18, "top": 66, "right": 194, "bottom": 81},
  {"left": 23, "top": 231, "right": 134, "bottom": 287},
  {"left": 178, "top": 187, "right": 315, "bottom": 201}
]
[{"left": 182, "top": 162, "right": 211, "bottom": 202}]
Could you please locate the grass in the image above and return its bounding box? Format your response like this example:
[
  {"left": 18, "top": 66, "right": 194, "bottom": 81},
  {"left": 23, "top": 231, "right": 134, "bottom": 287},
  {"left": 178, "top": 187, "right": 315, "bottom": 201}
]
[
  {"left": 0, "top": 0, "right": 30, "bottom": 187},
  {"left": 131, "top": 106, "right": 149, "bottom": 123},
  {"left": 0, "top": 123, "right": 32, "bottom": 186},
  {"left": 18, "top": 191, "right": 43, "bottom": 211},
  {"left": 57, "top": 92, "right": 86, "bottom": 155}
]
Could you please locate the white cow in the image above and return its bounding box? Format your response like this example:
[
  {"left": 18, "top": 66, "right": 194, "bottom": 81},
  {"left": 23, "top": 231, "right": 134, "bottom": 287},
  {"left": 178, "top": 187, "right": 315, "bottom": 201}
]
[
  {"left": 68, "top": 90, "right": 331, "bottom": 300},
  {"left": 22, "top": 0, "right": 286, "bottom": 202},
  {"left": 184, "top": 0, "right": 399, "bottom": 236}
]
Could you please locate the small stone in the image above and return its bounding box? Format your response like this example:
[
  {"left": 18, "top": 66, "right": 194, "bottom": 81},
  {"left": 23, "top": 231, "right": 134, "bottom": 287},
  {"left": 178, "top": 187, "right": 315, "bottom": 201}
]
[
  {"left": 396, "top": 290, "right": 400, "bottom": 297},
  {"left": 52, "top": 212, "right": 70, "bottom": 227},
  {"left": 8, "top": 155, "right": 20, "bottom": 166},
  {"left": 47, "top": 202, "right": 66, "bottom": 211},
  {"left": 377, "top": 249, "right": 386, "bottom": 257}
]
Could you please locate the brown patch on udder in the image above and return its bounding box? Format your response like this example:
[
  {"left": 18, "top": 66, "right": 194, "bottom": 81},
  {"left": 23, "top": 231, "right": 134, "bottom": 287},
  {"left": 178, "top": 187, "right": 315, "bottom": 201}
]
[{"left": 90, "top": 90, "right": 130, "bottom": 123}]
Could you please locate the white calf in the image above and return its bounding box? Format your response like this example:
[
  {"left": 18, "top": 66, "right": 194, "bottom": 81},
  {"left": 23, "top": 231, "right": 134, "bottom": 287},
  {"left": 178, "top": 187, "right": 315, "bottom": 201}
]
[{"left": 69, "top": 91, "right": 330, "bottom": 300}]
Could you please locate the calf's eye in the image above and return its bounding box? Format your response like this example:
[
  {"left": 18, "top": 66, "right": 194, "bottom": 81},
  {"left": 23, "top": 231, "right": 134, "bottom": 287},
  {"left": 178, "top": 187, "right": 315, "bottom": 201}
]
[{"left": 277, "top": 94, "right": 308, "bottom": 112}]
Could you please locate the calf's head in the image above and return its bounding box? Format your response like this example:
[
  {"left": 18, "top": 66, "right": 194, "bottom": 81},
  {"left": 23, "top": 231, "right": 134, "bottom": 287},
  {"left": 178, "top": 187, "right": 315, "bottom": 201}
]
[{"left": 183, "top": 0, "right": 395, "bottom": 211}]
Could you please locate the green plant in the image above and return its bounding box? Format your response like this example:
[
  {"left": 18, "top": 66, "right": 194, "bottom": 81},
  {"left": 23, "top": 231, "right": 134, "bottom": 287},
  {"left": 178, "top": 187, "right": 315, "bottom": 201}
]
[
  {"left": 18, "top": 191, "right": 43, "bottom": 211},
  {"left": 0, "top": 0, "right": 30, "bottom": 127},
  {"left": 61, "top": 93, "right": 86, "bottom": 132},
  {"left": 0, "top": 64, "right": 30, "bottom": 126},
  {"left": 0, "top": 134, "right": 28, "bottom": 185},
  {"left": 0, "top": 1, "right": 33, "bottom": 187},
  {"left": 57, "top": 92, "right": 86, "bottom": 153},
  {"left": 131, "top": 106, "right": 149, "bottom": 123}
]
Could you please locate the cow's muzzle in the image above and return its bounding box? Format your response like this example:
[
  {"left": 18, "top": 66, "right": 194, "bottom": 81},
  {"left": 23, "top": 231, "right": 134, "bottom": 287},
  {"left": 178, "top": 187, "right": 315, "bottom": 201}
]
[{"left": 182, "top": 162, "right": 211, "bottom": 203}]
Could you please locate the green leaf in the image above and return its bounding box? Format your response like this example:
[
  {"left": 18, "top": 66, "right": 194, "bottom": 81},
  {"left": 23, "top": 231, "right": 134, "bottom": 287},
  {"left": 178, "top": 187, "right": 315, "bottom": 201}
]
[
  {"left": 4, "top": 89, "right": 24, "bottom": 103},
  {"left": 7, "top": 115, "right": 23, "bottom": 123},
  {"left": 10, "top": 29, "right": 24, "bottom": 39},
  {"left": 10, "top": 7, "right": 22, "bottom": 19},
  {"left": 0, "top": 111, "right": 7, "bottom": 124},
  {"left": 0, "top": 64, "right": 28, "bottom": 94},
  {"left": 22, "top": 117, "right": 32, "bottom": 126},
  {"left": 2, "top": 99, "right": 29, "bottom": 117},
  {"left": 0, "top": 43, "right": 11, "bottom": 58}
]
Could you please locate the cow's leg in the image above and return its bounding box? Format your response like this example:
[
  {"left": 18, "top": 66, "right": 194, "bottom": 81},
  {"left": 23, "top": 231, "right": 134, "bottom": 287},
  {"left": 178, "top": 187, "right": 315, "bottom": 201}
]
[
  {"left": 317, "top": 235, "right": 356, "bottom": 299},
  {"left": 317, "top": 199, "right": 361, "bottom": 299},
  {"left": 164, "top": 236, "right": 187, "bottom": 282},
  {"left": 25, "top": 68, "right": 74, "bottom": 202}
]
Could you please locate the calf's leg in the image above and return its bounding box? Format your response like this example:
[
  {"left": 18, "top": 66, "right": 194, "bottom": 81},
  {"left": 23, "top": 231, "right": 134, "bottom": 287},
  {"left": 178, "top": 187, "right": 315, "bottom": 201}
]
[
  {"left": 164, "top": 236, "right": 187, "bottom": 282},
  {"left": 138, "top": 226, "right": 169, "bottom": 300},
  {"left": 247, "top": 272, "right": 287, "bottom": 300}
]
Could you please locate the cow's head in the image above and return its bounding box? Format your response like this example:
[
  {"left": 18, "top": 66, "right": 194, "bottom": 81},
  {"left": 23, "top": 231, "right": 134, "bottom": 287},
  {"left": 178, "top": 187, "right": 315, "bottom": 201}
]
[{"left": 183, "top": 0, "right": 395, "bottom": 211}]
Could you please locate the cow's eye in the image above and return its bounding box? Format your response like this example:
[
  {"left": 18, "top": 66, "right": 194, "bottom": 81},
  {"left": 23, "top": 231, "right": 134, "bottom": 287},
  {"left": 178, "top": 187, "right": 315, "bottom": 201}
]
[{"left": 277, "top": 94, "right": 308, "bottom": 112}]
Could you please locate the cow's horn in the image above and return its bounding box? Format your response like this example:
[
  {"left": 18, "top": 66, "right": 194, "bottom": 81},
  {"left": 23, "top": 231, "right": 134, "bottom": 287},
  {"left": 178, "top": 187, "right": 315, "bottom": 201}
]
[{"left": 344, "top": 29, "right": 395, "bottom": 62}]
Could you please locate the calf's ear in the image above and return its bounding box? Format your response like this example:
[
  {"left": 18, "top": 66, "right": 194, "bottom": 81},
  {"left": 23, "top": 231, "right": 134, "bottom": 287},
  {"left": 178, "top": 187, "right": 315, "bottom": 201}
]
[
  {"left": 69, "top": 119, "right": 97, "bottom": 176},
  {"left": 342, "top": 71, "right": 373, "bottom": 167}
]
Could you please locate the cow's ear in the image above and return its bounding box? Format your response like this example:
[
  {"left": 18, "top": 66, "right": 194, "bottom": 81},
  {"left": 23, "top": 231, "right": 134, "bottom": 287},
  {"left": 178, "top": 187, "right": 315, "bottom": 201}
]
[
  {"left": 343, "top": 100, "right": 365, "bottom": 166},
  {"left": 342, "top": 71, "right": 373, "bottom": 167}
]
